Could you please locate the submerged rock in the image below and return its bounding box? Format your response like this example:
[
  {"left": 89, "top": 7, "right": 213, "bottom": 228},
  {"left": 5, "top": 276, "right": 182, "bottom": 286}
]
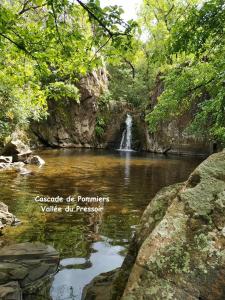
[
  {"left": 83, "top": 151, "right": 225, "bottom": 300},
  {"left": 82, "top": 269, "right": 118, "bottom": 300}
]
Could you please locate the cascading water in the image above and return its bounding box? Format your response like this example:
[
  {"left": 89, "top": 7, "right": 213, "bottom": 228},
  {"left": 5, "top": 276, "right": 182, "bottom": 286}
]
[{"left": 119, "top": 114, "right": 133, "bottom": 151}]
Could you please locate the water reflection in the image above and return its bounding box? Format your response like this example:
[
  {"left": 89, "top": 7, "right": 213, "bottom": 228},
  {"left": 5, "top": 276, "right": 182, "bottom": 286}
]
[
  {"left": 51, "top": 237, "right": 125, "bottom": 300},
  {"left": 119, "top": 151, "right": 132, "bottom": 184}
]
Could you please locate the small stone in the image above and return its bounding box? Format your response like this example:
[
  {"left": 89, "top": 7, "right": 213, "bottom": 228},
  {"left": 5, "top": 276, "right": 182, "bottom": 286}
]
[{"left": 26, "top": 155, "right": 45, "bottom": 166}]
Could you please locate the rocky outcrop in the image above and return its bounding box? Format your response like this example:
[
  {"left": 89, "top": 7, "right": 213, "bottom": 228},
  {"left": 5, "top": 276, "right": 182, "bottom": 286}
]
[
  {"left": 0, "top": 140, "right": 45, "bottom": 172},
  {"left": 0, "top": 242, "right": 59, "bottom": 299},
  {"left": 2, "top": 140, "right": 32, "bottom": 162},
  {"left": 31, "top": 69, "right": 108, "bottom": 148},
  {"left": 83, "top": 151, "right": 225, "bottom": 300},
  {"left": 145, "top": 116, "right": 212, "bottom": 155}
]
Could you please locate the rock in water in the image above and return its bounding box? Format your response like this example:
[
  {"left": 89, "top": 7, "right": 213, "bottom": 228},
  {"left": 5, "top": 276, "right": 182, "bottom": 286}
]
[
  {"left": 1, "top": 140, "right": 32, "bottom": 162},
  {"left": 0, "top": 202, "right": 17, "bottom": 231},
  {"left": 26, "top": 155, "right": 45, "bottom": 166}
]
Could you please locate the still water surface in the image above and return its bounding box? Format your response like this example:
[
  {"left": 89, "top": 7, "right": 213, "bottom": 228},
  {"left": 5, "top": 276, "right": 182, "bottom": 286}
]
[{"left": 0, "top": 149, "right": 203, "bottom": 299}]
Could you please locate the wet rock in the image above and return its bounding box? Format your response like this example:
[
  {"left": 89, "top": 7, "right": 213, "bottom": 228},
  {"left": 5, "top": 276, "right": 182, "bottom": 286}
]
[
  {"left": 0, "top": 281, "right": 22, "bottom": 300},
  {"left": 0, "top": 163, "right": 9, "bottom": 169},
  {"left": 0, "top": 242, "right": 59, "bottom": 289},
  {"left": 1, "top": 140, "right": 32, "bottom": 162},
  {"left": 0, "top": 162, "right": 25, "bottom": 171},
  {"left": 26, "top": 155, "right": 45, "bottom": 166}
]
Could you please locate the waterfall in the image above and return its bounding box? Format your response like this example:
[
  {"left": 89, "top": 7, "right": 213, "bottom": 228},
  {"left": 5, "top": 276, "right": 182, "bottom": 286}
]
[{"left": 119, "top": 114, "right": 133, "bottom": 151}]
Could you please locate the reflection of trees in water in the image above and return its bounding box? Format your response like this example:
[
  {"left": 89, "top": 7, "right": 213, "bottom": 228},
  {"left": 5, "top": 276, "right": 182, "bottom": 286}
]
[
  {"left": 82, "top": 201, "right": 105, "bottom": 242},
  {"left": 2, "top": 154, "right": 202, "bottom": 254}
]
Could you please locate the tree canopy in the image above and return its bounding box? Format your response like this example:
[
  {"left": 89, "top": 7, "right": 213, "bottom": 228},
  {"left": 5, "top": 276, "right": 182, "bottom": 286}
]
[{"left": 0, "top": 0, "right": 137, "bottom": 140}]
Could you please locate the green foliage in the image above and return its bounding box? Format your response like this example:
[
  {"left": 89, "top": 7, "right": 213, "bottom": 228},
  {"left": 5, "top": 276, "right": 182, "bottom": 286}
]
[
  {"left": 142, "top": 0, "right": 225, "bottom": 145},
  {"left": 95, "top": 116, "right": 106, "bottom": 137},
  {"left": 0, "top": 0, "right": 137, "bottom": 142},
  {"left": 1, "top": 0, "right": 224, "bottom": 146},
  {"left": 107, "top": 51, "right": 149, "bottom": 108},
  {"left": 47, "top": 82, "right": 80, "bottom": 102}
]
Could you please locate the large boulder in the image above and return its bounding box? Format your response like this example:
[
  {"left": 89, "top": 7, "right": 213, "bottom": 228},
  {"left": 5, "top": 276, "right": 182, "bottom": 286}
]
[{"left": 1, "top": 140, "right": 32, "bottom": 162}]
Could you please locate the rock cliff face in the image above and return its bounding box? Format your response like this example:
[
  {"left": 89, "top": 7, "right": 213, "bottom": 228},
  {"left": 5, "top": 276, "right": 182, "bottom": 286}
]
[
  {"left": 83, "top": 151, "right": 225, "bottom": 300},
  {"left": 31, "top": 69, "right": 108, "bottom": 148},
  {"left": 145, "top": 76, "right": 212, "bottom": 155}
]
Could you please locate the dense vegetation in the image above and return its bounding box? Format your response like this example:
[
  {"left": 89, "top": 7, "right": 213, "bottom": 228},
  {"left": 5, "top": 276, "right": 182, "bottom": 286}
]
[
  {"left": 142, "top": 0, "right": 225, "bottom": 144},
  {"left": 0, "top": 0, "right": 136, "bottom": 140},
  {"left": 0, "top": 0, "right": 225, "bottom": 145}
]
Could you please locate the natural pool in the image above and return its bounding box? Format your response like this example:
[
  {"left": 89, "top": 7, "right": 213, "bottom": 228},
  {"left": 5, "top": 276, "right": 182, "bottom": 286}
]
[{"left": 0, "top": 149, "right": 203, "bottom": 299}]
